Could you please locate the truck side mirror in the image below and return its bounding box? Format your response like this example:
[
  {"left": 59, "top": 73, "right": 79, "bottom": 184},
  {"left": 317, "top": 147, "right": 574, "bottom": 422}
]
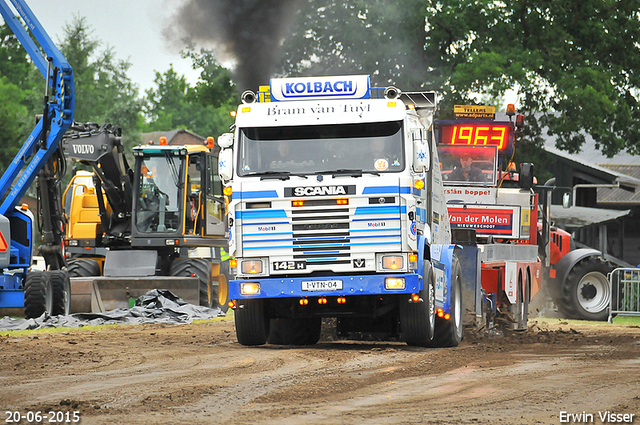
[
  {"left": 218, "top": 133, "right": 234, "bottom": 148},
  {"left": 519, "top": 163, "right": 534, "bottom": 190},
  {"left": 412, "top": 136, "right": 431, "bottom": 173},
  {"left": 562, "top": 192, "right": 572, "bottom": 208},
  {"left": 218, "top": 149, "right": 233, "bottom": 182}
]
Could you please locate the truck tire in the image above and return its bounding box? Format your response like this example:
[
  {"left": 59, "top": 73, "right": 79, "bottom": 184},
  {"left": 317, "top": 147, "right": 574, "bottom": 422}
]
[
  {"left": 235, "top": 299, "right": 270, "bottom": 346},
  {"left": 562, "top": 257, "right": 612, "bottom": 321},
  {"left": 67, "top": 258, "right": 101, "bottom": 277},
  {"left": 430, "top": 256, "right": 463, "bottom": 347},
  {"left": 400, "top": 260, "right": 436, "bottom": 346},
  {"left": 169, "top": 258, "right": 212, "bottom": 307},
  {"left": 49, "top": 270, "right": 71, "bottom": 316},
  {"left": 24, "top": 271, "right": 52, "bottom": 319},
  {"left": 268, "top": 317, "right": 322, "bottom": 345}
]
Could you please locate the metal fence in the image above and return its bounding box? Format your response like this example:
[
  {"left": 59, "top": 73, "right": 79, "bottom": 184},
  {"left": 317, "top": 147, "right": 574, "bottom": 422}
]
[{"left": 608, "top": 268, "right": 640, "bottom": 323}]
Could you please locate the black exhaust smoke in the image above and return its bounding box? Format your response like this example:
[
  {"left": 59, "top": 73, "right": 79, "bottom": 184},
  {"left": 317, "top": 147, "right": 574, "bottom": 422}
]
[{"left": 167, "top": 0, "right": 303, "bottom": 91}]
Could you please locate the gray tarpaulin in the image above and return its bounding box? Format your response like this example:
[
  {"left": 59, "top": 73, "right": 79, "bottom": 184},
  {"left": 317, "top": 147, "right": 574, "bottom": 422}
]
[{"left": 0, "top": 289, "right": 224, "bottom": 332}]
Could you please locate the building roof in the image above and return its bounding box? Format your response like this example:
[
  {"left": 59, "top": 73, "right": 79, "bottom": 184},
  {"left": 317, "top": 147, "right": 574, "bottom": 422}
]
[
  {"left": 140, "top": 129, "right": 205, "bottom": 146},
  {"left": 541, "top": 130, "right": 640, "bottom": 205},
  {"left": 550, "top": 205, "right": 631, "bottom": 230}
]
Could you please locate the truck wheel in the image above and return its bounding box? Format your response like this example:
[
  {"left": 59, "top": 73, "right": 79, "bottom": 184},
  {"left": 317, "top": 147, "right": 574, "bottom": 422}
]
[
  {"left": 235, "top": 299, "right": 270, "bottom": 346},
  {"left": 67, "top": 258, "right": 101, "bottom": 277},
  {"left": 430, "top": 256, "right": 463, "bottom": 347},
  {"left": 268, "top": 317, "right": 322, "bottom": 345},
  {"left": 49, "top": 270, "right": 71, "bottom": 316},
  {"left": 24, "top": 271, "right": 52, "bottom": 319},
  {"left": 400, "top": 260, "right": 436, "bottom": 346},
  {"left": 563, "top": 257, "right": 612, "bottom": 321},
  {"left": 169, "top": 258, "right": 212, "bottom": 307}
]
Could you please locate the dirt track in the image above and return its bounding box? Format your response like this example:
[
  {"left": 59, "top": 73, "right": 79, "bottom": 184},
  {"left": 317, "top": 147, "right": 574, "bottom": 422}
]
[{"left": 1, "top": 318, "right": 639, "bottom": 425}]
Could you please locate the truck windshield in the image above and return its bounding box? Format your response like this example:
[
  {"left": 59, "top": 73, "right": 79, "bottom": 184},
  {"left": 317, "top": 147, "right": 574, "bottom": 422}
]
[
  {"left": 237, "top": 121, "right": 404, "bottom": 176},
  {"left": 438, "top": 145, "right": 497, "bottom": 186},
  {"left": 135, "top": 155, "right": 182, "bottom": 233}
]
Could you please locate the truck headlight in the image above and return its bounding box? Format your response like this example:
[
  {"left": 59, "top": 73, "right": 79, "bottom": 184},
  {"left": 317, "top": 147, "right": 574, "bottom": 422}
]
[
  {"left": 241, "top": 282, "right": 261, "bottom": 295},
  {"left": 385, "top": 277, "right": 406, "bottom": 290},
  {"left": 382, "top": 255, "right": 404, "bottom": 270},
  {"left": 241, "top": 259, "right": 263, "bottom": 274}
]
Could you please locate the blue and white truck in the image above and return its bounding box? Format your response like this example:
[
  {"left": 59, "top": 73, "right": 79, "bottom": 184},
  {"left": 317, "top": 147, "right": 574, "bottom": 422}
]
[{"left": 218, "top": 75, "right": 467, "bottom": 346}]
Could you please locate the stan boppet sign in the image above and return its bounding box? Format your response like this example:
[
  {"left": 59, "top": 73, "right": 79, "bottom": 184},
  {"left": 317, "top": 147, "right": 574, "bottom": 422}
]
[{"left": 444, "top": 187, "right": 497, "bottom": 204}]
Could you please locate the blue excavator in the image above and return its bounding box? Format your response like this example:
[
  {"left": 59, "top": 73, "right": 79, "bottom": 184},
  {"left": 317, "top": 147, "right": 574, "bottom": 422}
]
[{"left": 0, "top": 0, "right": 74, "bottom": 317}]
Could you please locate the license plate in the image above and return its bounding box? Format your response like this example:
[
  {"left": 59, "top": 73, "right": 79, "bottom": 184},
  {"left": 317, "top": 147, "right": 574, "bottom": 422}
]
[
  {"left": 273, "top": 261, "right": 306, "bottom": 271},
  {"left": 301, "top": 280, "right": 343, "bottom": 291}
]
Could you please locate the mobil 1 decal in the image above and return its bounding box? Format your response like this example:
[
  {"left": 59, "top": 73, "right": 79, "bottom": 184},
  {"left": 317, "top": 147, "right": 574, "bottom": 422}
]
[{"left": 285, "top": 185, "right": 356, "bottom": 197}]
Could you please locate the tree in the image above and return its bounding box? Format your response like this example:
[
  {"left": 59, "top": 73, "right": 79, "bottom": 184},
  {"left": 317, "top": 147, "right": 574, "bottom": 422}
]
[
  {"left": 0, "top": 23, "right": 41, "bottom": 171},
  {"left": 0, "top": 22, "right": 36, "bottom": 89},
  {"left": 0, "top": 77, "right": 29, "bottom": 170},
  {"left": 182, "top": 47, "right": 236, "bottom": 109},
  {"left": 425, "top": 0, "right": 640, "bottom": 157},
  {"left": 278, "top": 0, "right": 640, "bottom": 157},
  {"left": 59, "top": 16, "right": 142, "bottom": 147},
  {"left": 142, "top": 48, "right": 237, "bottom": 138},
  {"left": 280, "top": 1, "right": 429, "bottom": 89}
]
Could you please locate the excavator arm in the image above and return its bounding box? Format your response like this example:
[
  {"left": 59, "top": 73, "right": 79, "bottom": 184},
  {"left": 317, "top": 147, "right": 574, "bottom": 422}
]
[
  {"left": 0, "top": 0, "right": 74, "bottom": 215},
  {"left": 0, "top": 0, "right": 74, "bottom": 314}
]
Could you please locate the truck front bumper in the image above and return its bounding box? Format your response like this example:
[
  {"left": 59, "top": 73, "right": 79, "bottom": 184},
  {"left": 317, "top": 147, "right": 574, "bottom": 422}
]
[{"left": 230, "top": 273, "right": 421, "bottom": 300}]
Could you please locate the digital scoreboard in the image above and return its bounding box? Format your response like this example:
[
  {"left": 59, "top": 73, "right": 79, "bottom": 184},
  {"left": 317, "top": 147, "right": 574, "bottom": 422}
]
[{"left": 438, "top": 121, "right": 514, "bottom": 155}]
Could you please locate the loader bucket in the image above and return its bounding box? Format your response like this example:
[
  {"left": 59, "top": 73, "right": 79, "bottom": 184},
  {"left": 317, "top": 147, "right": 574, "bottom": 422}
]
[{"left": 70, "top": 276, "right": 199, "bottom": 313}]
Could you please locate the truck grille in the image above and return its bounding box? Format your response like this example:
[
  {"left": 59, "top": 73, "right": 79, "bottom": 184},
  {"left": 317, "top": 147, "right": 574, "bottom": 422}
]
[{"left": 239, "top": 196, "right": 403, "bottom": 271}]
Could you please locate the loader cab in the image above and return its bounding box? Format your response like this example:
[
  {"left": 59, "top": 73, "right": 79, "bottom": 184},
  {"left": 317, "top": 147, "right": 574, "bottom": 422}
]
[{"left": 131, "top": 145, "right": 226, "bottom": 248}]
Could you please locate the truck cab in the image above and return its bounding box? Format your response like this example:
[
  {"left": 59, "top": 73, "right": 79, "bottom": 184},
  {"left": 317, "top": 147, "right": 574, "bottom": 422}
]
[
  {"left": 131, "top": 143, "right": 226, "bottom": 248},
  {"left": 219, "top": 75, "right": 464, "bottom": 347}
]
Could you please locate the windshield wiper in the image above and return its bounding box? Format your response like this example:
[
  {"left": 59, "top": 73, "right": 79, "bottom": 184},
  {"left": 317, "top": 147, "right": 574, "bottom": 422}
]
[
  {"left": 243, "top": 171, "right": 309, "bottom": 180},
  {"left": 317, "top": 169, "right": 380, "bottom": 177},
  {"left": 238, "top": 170, "right": 292, "bottom": 180}
]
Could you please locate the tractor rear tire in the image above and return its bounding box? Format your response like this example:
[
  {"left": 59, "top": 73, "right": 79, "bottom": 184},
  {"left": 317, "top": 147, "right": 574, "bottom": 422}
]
[
  {"left": 169, "top": 258, "right": 212, "bottom": 307},
  {"left": 67, "top": 258, "right": 101, "bottom": 277},
  {"left": 49, "top": 270, "right": 71, "bottom": 316},
  {"left": 400, "top": 260, "right": 436, "bottom": 346},
  {"left": 429, "top": 256, "right": 463, "bottom": 347},
  {"left": 268, "top": 317, "right": 322, "bottom": 345},
  {"left": 562, "top": 257, "right": 612, "bottom": 321},
  {"left": 235, "top": 298, "right": 270, "bottom": 346},
  {"left": 24, "top": 271, "right": 52, "bottom": 319}
]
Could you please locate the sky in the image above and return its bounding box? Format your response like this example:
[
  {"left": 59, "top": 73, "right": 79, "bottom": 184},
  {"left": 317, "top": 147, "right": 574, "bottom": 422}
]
[{"left": 6, "top": 0, "right": 200, "bottom": 92}]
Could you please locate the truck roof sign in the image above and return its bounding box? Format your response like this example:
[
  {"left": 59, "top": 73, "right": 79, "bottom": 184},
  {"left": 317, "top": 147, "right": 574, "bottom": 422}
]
[
  {"left": 454, "top": 105, "right": 496, "bottom": 119},
  {"left": 270, "top": 75, "right": 371, "bottom": 101}
]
